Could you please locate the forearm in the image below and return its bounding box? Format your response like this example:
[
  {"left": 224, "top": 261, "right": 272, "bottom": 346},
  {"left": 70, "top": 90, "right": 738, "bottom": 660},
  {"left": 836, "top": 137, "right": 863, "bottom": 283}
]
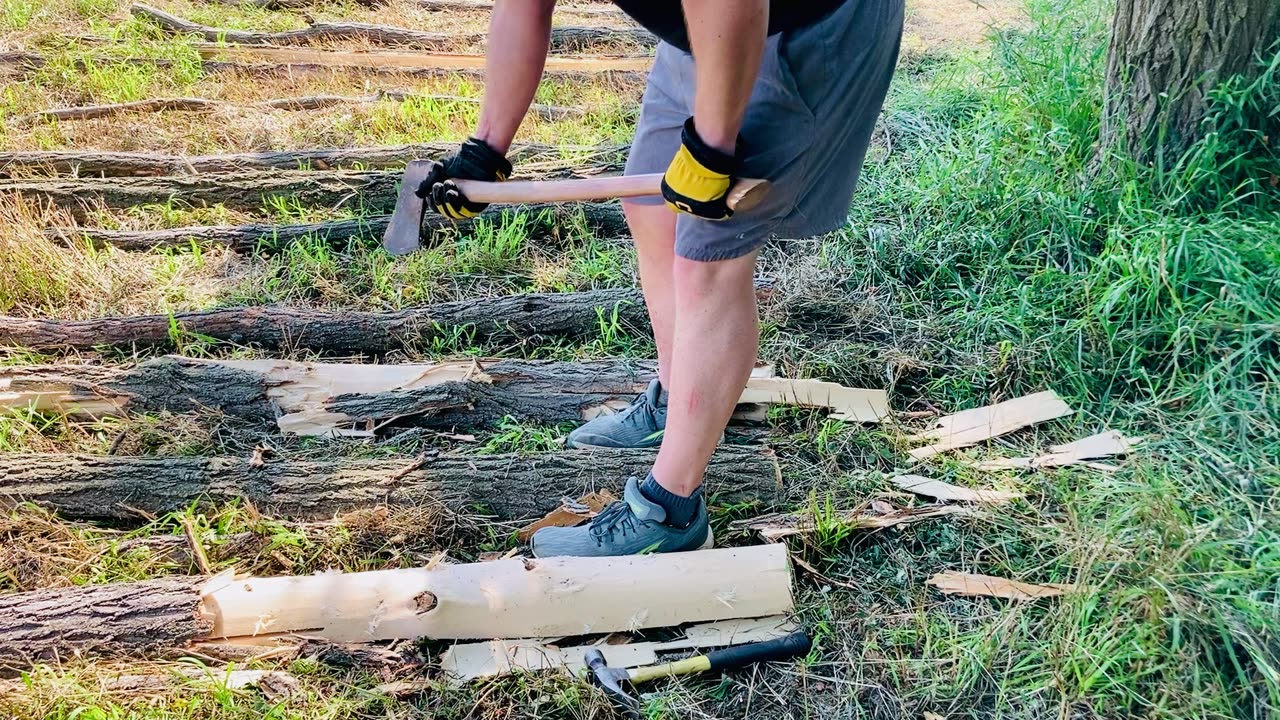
[
  {"left": 681, "top": 0, "right": 768, "bottom": 154},
  {"left": 475, "top": 0, "right": 555, "bottom": 154}
]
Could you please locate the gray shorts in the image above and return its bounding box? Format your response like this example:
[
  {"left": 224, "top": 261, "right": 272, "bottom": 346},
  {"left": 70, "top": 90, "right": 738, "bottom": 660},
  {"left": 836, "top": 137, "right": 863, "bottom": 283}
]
[{"left": 624, "top": 0, "right": 905, "bottom": 261}]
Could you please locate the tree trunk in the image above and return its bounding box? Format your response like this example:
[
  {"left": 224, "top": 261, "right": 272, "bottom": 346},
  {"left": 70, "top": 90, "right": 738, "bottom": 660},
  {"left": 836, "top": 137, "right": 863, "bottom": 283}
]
[
  {"left": 0, "top": 143, "right": 625, "bottom": 177},
  {"left": 0, "top": 577, "right": 210, "bottom": 670},
  {"left": 42, "top": 201, "right": 628, "bottom": 252},
  {"left": 0, "top": 289, "right": 648, "bottom": 353},
  {"left": 0, "top": 448, "right": 781, "bottom": 522},
  {"left": 1101, "top": 0, "right": 1280, "bottom": 163},
  {"left": 1, "top": 357, "right": 880, "bottom": 436}
]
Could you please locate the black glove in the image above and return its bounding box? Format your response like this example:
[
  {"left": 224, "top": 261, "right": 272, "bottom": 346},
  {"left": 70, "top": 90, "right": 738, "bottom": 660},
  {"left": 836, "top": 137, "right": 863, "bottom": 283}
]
[{"left": 415, "top": 137, "right": 512, "bottom": 220}]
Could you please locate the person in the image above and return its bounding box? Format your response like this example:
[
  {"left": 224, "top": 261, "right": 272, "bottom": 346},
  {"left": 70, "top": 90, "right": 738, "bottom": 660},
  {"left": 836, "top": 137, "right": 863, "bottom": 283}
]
[{"left": 419, "top": 0, "right": 904, "bottom": 557}]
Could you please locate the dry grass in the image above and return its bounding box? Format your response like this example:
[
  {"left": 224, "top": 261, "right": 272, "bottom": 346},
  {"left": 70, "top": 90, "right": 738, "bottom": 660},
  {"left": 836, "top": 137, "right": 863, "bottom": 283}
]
[{"left": 0, "top": 195, "right": 247, "bottom": 318}]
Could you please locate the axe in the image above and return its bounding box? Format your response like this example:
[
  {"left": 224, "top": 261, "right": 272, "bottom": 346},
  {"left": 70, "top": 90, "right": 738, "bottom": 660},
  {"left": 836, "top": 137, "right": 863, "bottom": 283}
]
[{"left": 382, "top": 160, "right": 771, "bottom": 256}]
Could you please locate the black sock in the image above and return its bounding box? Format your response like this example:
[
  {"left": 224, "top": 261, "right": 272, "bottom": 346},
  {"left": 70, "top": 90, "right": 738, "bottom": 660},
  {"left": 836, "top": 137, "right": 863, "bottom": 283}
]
[{"left": 639, "top": 472, "right": 701, "bottom": 528}]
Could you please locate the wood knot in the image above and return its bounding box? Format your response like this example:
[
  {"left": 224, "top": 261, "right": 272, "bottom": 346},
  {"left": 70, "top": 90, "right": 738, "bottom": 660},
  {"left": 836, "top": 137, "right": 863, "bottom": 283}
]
[
  {"left": 413, "top": 591, "right": 438, "bottom": 613},
  {"left": 521, "top": 558, "right": 537, "bottom": 572}
]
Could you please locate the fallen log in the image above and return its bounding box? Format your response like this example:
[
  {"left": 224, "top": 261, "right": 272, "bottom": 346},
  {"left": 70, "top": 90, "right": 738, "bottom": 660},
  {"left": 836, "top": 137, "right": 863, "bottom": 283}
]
[
  {"left": 43, "top": 201, "right": 628, "bottom": 253},
  {"left": 193, "top": 45, "right": 652, "bottom": 74},
  {"left": 421, "top": 0, "right": 627, "bottom": 16},
  {"left": 0, "top": 576, "right": 212, "bottom": 669},
  {"left": 13, "top": 93, "right": 583, "bottom": 125},
  {"left": 0, "top": 142, "right": 627, "bottom": 176},
  {"left": 0, "top": 356, "right": 886, "bottom": 435},
  {"left": 131, "top": 3, "right": 653, "bottom": 52},
  {"left": 0, "top": 545, "right": 791, "bottom": 668},
  {"left": 131, "top": 3, "right": 454, "bottom": 49},
  {"left": 3, "top": 170, "right": 397, "bottom": 220},
  {"left": 0, "top": 448, "right": 781, "bottom": 522},
  {"left": 0, "top": 289, "right": 648, "bottom": 353}
]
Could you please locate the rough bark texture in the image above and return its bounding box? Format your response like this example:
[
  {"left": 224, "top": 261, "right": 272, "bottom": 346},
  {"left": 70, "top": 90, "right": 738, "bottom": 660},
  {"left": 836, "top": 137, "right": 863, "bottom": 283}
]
[
  {"left": 0, "top": 289, "right": 649, "bottom": 353},
  {"left": 0, "top": 142, "right": 625, "bottom": 176},
  {"left": 0, "top": 448, "right": 780, "bottom": 521},
  {"left": 42, "top": 201, "right": 628, "bottom": 252},
  {"left": 2, "top": 170, "right": 397, "bottom": 220},
  {"left": 132, "top": 4, "right": 652, "bottom": 52},
  {"left": 1102, "top": 0, "right": 1280, "bottom": 163},
  {"left": 0, "top": 577, "right": 209, "bottom": 670},
  {"left": 2, "top": 357, "right": 664, "bottom": 431}
]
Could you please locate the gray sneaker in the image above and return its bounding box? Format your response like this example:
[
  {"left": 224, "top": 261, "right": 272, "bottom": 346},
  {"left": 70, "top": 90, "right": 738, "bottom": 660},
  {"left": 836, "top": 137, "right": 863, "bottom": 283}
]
[
  {"left": 566, "top": 379, "right": 666, "bottom": 449},
  {"left": 530, "top": 476, "right": 713, "bottom": 558}
]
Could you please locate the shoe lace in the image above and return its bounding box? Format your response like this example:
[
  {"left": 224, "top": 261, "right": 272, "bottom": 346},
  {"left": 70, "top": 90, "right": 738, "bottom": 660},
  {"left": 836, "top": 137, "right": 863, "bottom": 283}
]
[
  {"left": 588, "top": 501, "right": 638, "bottom": 546},
  {"left": 617, "top": 389, "right": 660, "bottom": 428}
]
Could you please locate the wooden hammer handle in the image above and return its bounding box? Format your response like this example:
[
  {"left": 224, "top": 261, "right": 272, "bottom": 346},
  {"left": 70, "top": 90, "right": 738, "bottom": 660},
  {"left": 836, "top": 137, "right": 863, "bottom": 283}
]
[{"left": 453, "top": 174, "right": 771, "bottom": 212}]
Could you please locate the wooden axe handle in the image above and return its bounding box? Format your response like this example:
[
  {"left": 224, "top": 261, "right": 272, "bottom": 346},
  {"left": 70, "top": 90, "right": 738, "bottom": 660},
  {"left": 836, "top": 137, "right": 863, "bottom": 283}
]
[{"left": 453, "top": 174, "right": 771, "bottom": 212}]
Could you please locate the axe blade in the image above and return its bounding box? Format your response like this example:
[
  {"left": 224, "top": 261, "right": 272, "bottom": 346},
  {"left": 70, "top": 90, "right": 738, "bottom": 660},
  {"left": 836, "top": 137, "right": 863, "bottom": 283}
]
[{"left": 382, "top": 160, "right": 437, "bottom": 256}]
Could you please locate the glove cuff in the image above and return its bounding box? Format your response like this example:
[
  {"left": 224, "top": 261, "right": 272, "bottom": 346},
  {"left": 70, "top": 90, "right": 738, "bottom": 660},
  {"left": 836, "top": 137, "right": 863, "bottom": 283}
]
[
  {"left": 460, "top": 137, "right": 513, "bottom": 179},
  {"left": 680, "top": 118, "right": 740, "bottom": 176}
]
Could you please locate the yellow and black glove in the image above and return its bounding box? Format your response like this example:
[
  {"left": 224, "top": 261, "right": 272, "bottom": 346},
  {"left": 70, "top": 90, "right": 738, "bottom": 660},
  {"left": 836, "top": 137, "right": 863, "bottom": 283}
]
[
  {"left": 416, "top": 137, "right": 512, "bottom": 220},
  {"left": 660, "top": 118, "right": 741, "bottom": 221}
]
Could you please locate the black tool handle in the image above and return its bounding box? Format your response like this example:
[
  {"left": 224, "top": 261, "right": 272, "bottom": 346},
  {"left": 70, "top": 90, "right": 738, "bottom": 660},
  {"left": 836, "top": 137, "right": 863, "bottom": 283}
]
[{"left": 704, "top": 631, "right": 812, "bottom": 672}]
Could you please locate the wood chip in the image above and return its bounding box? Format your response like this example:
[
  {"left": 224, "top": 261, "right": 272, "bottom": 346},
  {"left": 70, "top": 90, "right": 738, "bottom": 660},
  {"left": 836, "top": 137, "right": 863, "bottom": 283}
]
[
  {"left": 888, "top": 475, "right": 1022, "bottom": 503},
  {"left": 907, "top": 390, "right": 1074, "bottom": 458},
  {"left": 969, "top": 430, "right": 1144, "bottom": 471},
  {"left": 927, "top": 571, "right": 1073, "bottom": 600},
  {"left": 516, "top": 490, "right": 617, "bottom": 542},
  {"left": 179, "top": 516, "right": 214, "bottom": 575}
]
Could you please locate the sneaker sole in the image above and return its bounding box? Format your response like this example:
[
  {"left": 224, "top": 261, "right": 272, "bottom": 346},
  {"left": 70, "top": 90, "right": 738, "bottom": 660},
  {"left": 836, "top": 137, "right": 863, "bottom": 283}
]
[{"left": 697, "top": 527, "right": 715, "bottom": 551}]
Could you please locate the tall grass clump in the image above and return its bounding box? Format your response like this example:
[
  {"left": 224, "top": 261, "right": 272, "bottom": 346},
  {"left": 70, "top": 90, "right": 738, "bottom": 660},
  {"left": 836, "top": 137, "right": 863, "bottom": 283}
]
[{"left": 828, "top": 0, "right": 1279, "bottom": 716}]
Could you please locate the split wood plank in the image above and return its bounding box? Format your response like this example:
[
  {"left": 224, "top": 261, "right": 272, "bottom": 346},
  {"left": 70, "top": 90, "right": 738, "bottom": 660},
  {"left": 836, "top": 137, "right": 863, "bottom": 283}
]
[
  {"left": 887, "top": 475, "right": 1023, "bottom": 503},
  {"left": 738, "top": 377, "right": 888, "bottom": 423},
  {"left": 440, "top": 615, "right": 795, "bottom": 680},
  {"left": 0, "top": 448, "right": 780, "bottom": 522},
  {"left": 927, "top": 571, "right": 1074, "bottom": 600},
  {"left": 0, "top": 289, "right": 646, "bottom": 353},
  {"left": 737, "top": 503, "right": 970, "bottom": 541},
  {"left": 202, "top": 545, "right": 792, "bottom": 641},
  {"left": 13, "top": 93, "right": 584, "bottom": 125},
  {"left": 907, "top": 390, "right": 1074, "bottom": 459},
  {"left": 0, "top": 357, "right": 882, "bottom": 435},
  {"left": 0, "top": 142, "right": 626, "bottom": 176},
  {"left": 43, "top": 202, "right": 627, "bottom": 253},
  {"left": 969, "top": 430, "right": 1144, "bottom": 471},
  {"left": 132, "top": 3, "right": 653, "bottom": 52}
]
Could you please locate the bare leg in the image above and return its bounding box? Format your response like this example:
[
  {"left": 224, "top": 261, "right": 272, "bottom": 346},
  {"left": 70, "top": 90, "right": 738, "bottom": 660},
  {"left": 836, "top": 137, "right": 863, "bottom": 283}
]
[
  {"left": 623, "top": 201, "right": 678, "bottom": 387},
  {"left": 651, "top": 250, "right": 760, "bottom": 496}
]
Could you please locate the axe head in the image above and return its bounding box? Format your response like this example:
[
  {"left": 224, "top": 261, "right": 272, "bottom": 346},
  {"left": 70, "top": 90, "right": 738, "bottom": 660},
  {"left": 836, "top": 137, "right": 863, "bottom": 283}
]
[{"left": 382, "top": 160, "right": 437, "bottom": 256}]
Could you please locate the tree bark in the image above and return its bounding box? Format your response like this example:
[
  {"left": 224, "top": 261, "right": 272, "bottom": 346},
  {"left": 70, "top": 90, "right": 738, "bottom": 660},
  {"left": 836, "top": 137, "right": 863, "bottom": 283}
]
[
  {"left": 42, "top": 201, "right": 627, "bottom": 253},
  {"left": 0, "top": 142, "right": 626, "bottom": 176},
  {"left": 0, "top": 289, "right": 648, "bottom": 353},
  {"left": 0, "top": 448, "right": 781, "bottom": 522},
  {"left": 0, "top": 577, "right": 210, "bottom": 670},
  {"left": 1101, "top": 0, "right": 1280, "bottom": 163}
]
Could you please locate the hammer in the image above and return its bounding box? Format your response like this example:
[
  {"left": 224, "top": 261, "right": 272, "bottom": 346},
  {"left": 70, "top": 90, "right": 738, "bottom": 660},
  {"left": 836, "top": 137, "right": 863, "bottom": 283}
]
[
  {"left": 383, "top": 160, "right": 772, "bottom": 255},
  {"left": 585, "top": 631, "right": 812, "bottom": 716}
]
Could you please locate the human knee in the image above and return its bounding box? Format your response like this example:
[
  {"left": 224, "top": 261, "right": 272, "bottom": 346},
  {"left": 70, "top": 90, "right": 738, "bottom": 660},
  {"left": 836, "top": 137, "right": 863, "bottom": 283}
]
[{"left": 671, "top": 253, "right": 755, "bottom": 300}]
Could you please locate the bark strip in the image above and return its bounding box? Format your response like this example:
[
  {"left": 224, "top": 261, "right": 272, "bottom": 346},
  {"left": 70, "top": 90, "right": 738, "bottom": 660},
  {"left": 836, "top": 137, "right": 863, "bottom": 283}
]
[
  {"left": 0, "top": 289, "right": 648, "bottom": 353},
  {"left": 0, "top": 576, "right": 210, "bottom": 670},
  {"left": 0, "top": 448, "right": 781, "bottom": 521}
]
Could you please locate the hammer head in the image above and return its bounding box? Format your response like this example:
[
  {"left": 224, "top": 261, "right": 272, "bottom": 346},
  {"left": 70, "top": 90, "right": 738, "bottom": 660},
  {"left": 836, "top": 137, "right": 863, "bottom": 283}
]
[{"left": 584, "top": 648, "right": 640, "bottom": 716}]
